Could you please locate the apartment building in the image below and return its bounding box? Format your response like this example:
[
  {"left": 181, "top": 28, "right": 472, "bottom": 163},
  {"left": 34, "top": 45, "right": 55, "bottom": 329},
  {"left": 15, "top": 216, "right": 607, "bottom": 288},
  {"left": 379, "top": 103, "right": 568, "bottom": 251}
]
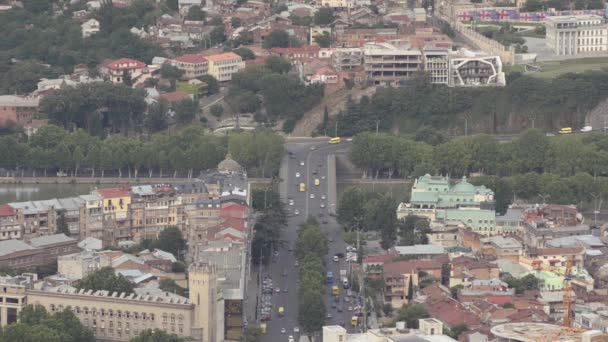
[
  {"left": 170, "top": 54, "right": 208, "bottom": 80},
  {"left": 93, "top": 187, "right": 132, "bottom": 245},
  {"left": 363, "top": 42, "right": 423, "bottom": 85},
  {"left": 79, "top": 194, "right": 104, "bottom": 241},
  {"left": 205, "top": 52, "right": 245, "bottom": 82},
  {"left": 9, "top": 200, "right": 57, "bottom": 239},
  {"left": 0, "top": 95, "right": 39, "bottom": 126},
  {"left": 424, "top": 47, "right": 449, "bottom": 84},
  {"left": 14, "top": 263, "right": 221, "bottom": 342},
  {"left": 0, "top": 205, "right": 21, "bottom": 241},
  {"left": 100, "top": 58, "right": 148, "bottom": 84},
  {"left": 545, "top": 15, "right": 608, "bottom": 56},
  {"left": 320, "top": 0, "right": 352, "bottom": 8}
]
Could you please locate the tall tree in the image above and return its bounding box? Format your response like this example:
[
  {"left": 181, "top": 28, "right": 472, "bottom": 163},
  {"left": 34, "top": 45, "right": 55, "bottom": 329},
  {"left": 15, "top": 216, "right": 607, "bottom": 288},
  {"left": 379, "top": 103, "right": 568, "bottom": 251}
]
[{"left": 76, "top": 266, "right": 135, "bottom": 294}]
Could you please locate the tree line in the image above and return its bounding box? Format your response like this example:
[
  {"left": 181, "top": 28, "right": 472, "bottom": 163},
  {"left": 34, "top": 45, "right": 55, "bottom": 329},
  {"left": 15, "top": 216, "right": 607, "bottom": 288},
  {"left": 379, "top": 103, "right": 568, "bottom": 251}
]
[
  {"left": 0, "top": 125, "right": 284, "bottom": 178},
  {"left": 350, "top": 130, "right": 608, "bottom": 213},
  {"left": 251, "top": 189, "right": 287, "bottom": 265},
  {"left": 227, "top": 58, "right": 325, "bottom": 133},
  {"left": 329, "top": 71, "right": 608, "bottom": 136},
  {"left": 295, "top": 217, "right": 328, "bottom": 336}
]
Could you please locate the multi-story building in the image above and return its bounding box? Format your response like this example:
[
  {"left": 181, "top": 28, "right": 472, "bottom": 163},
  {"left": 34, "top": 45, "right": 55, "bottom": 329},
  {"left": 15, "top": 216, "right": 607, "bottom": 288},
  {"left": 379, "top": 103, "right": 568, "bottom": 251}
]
[
  {"left": 170, "top": 54, "right": 209, "bottom": 80},
  {"left": 397, "top": 174, "right": 496, "bottom": 234},
  {"left": 93, "top": 187, "right": 132, "bottom": 245},
  {"left": 28, "top": 234, "right": 79, "bottom": 260},
  {"left": 16, "top": 263, "right": 221, "bottom": 342},
  {"left": 449, "top": 52, "right": 506, "bottom": 87},
  {"left": 424, "top": 47, "right": 449, "bottom": 84},
  {"left": 383, "top": 260, "right": 442, "bottom": 308},
  {"left": 545, "top": 15, "right": 608, "bottom": 56},
  {"left": 0, "top": 239, "right": 47, "bottom": 269},
  {"left": 492, "top": 322, "right": 604, "bottom": 342},
  {"left": 0, "top": 205, "right": 21, "bottom": 241},
  {"left": 79, "top": 194, "right": 104, "bottom": 241},
  {"left": 9, "top": 200, "right": 57, "bottom": 239},
  {"left": 100, "top": 58, "right": 148, "bottom": 84},
  {"left": 0, "top": 95, "right": 39, "bottom": 126},
  {"left": 205, "top": 52, "right": 245, "bottom": 82},
  {"left": 332, "top": 48, "right": 363, "bottom": 71},
  {"left": 363, "top": 42, "right": 423, "bottom": 85},
  {"left": 323, "top": 319, "right": 457, "bottom": 342},
  {"left": 320, "top": 0, "right": 352, "bottom": 9}
]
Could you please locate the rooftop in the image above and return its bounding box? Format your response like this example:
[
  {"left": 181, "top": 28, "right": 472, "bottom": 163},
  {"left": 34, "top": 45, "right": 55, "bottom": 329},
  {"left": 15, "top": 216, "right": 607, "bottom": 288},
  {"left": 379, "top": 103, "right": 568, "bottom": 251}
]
[
  {"left": 29, "top": 234, "right": 75, "bottom": 247},
  {"left": 394, "top": 244, "right": 445, "bottom": 255},
  {"left": 0, "top": 239, "right": 38, "bottom": 257},
  {"left": 95, "top": 187, "right": 130, "bottom": 198},
  {"left": 481, "top": 235, "right": 522, "bottom": 249},
  {"left": 0, "top": 204, "right": 15, "bottom": 216},
  {"left": 204, "top": 52, "right": 242, "bottom": 62},
  {"left": 159, "top": 90, "right": 192, "bottom": 103},
  {"left": 173, "top": 53, "right": 208, "bottom": 64},
  {"left": 490, "top": 322, "right": 600, "bottom": 342},
  {"left": 103, "top": 58, "right": 146, "bottom": 70}
]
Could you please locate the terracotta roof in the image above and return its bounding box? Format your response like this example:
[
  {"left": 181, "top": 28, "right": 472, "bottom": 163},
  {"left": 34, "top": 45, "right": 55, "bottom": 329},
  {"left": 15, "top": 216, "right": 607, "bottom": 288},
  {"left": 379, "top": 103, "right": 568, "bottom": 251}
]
[
  {"left": 383, "top": 259, "right": 442, "bottom": 277},
  {"left": 364, "top": 254, "right": 396, "bottom": 264},
  {"left": 0, "top": 205, "right": 15, "bottom": 216},
  {"left": 204, "top": 52, "right": 242, "bottom": 62},
  {"left": 173, "top": 54, "right": 208, "bottom": 64},
  {"left": 220, "top": 203, "right": 248, "bottom": 217},
  {"left": 425, "top": 295, "right": 480, "bottom": 327},
  {"left": 95, "top": 187, "right": 131, "bottom": 198},
  {"left": 104, "top": 58, "right": 146, "bottom": 70},
  {"left": 160, "top": 91, "right": 192, "bottom": 103}
]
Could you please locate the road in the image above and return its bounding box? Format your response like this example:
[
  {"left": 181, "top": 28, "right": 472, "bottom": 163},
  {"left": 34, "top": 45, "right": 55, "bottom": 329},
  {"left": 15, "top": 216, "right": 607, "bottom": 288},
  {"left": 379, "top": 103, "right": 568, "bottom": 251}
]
[{"left": 261, "top": 139, "right": 355, "bottom": 342}]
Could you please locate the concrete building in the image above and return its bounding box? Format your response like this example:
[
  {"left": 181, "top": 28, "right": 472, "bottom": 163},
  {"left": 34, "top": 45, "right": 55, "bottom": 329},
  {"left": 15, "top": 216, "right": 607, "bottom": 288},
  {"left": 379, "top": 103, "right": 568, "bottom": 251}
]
[
  {"left": 23, "top": 263, "right": 220, "bottom": 342},
  {"left": 0, "top": 205, "right": 21, "bottom": 241},
  {"left": 0, "top": 95, "right": 39, "bottom": 126},
  {"left": 449, "top": 52, "right": 505, "bottom": 87},
  {"left": 480, "top": 235, "right": 523, "bottom": 258},
  {"left": 0, "top": 239, "right": 46, "bottom": 269},
  {"left": 424, "top": 47, "right": 449, "bottom": 84},
  {"left": 496, "top": 207, "right": 525, "bottom": 235},
  {"left": 332, "top": 48, "right": 363, "bottom": 71},
  {"left": 58, "top": 251, "right": 102, "bottom": 280},
  {"left": 170, "top": 54, "right": 209, "bottom": 80},
  {"left": 323, "top": 319, "right": 457, "bottom": 342},
  {"left": 28, "top": 233, "right": 79, "bottom": 260},
  {"left": 81, "top": 18, "right": 100, "bottom": 38},
  {"left": 545, "top": 15, "right": 608, "bottom": 56},
  {"left": 363, "top": 42, "right": 423, "bottom": 85},
  {"left": 426, "top": 221, "right": 463, "bottom": 247},
  {"left": 491, "top": 322, "right": 604, "bottom": 342},
  {"left": 205, "top": 52, "right": 245, "bottom": 82}
]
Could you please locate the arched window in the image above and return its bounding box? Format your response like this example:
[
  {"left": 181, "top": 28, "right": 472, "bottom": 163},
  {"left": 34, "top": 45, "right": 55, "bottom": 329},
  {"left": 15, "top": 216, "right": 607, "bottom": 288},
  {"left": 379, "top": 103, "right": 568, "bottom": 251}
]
[
  {"left": 162, "top": 313, "right": 168, "bottom": 323},
  {"left": 108, "top": 309, "right": 114, "bottom": 317},
  {"left": 170, "top": 314, "right": 176, "bottom": 323},
  {"left": 133, "top": 312, "right": 139, "bottom": 320},
  {"left": 117, "top": 310, "right": 122, "bottom": 318},
  {"left": 150, "top": 313, "right": 155, "bottom": 322},
  {"left": 50, "top": 304, "right": 56, "bottom": 312},
  {"left": 125, "top": 311, "right": 131, "bottom": 319},
  {"left": 84, "top": 307, "right": 89, "bottom": 315},
  {"left": 75, "top": 306, "right": 81, "bottom": 314}
]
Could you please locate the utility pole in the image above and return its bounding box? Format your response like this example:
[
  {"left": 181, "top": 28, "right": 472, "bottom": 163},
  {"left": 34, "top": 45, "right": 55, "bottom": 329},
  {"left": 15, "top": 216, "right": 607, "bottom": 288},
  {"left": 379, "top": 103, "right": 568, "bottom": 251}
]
[
  {"left": 335, "top": 121, "right": 338, "bottom": 137},
  {"left": 375, "top": 119, "right": 379, "bottom": 134}
]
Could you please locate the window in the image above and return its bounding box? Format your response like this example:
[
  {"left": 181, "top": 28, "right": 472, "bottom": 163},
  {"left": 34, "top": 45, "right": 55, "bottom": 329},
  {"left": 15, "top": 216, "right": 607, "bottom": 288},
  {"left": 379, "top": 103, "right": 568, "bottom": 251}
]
[{"left": 50, "top": 304, "right": 56, "bottom": 312}]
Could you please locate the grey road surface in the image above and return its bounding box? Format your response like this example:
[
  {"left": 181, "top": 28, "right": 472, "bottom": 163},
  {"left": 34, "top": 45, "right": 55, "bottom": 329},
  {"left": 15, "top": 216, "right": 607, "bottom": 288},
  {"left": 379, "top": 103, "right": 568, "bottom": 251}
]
[{"left": 261, "top": 140, "right": 355, "bottom": 342}]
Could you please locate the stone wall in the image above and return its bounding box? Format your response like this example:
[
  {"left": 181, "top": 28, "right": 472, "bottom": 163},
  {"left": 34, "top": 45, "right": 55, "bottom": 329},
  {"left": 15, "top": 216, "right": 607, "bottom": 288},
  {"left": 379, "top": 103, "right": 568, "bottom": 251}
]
[{"left": 453, "top": 21, "right": 517, "bottom": 65}]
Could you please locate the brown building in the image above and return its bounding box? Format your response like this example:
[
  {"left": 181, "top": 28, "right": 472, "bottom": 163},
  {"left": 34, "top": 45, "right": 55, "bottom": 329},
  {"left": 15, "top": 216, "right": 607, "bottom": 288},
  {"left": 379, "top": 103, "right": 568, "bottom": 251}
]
[
  {"left": 383, "top": 259, "right": 443, "bottom": 308},
  {"left": 0, "top": 239, "right": 47, "bottom": 269},
  {"left": 0, "top": 205, "right": 21, "bottom": 241},
  {"left": 0, "top": 95, "right": 39, "bottom": 126}
]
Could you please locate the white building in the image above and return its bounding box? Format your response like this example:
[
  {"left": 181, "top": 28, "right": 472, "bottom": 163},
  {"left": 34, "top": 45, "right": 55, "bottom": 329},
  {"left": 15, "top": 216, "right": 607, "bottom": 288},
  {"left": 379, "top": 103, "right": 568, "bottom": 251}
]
[
  {"left": 545, "top": 15, "right": 608, "bottom": 56},
  {"left": 449, "top": 50, "right": 505, "bottom": 87},
  {"left": 323, "top": 319, "right": 456, "bottom": 342},
  {"left": 81, "top": 18, "right": 100, "bottom": 38}
]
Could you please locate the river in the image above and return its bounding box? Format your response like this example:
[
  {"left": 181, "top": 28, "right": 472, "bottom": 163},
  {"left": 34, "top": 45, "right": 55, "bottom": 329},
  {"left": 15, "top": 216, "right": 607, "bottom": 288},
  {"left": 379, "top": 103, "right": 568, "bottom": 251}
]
[{"left": 0, "top": 183, "right": 112, "bottom": 204}]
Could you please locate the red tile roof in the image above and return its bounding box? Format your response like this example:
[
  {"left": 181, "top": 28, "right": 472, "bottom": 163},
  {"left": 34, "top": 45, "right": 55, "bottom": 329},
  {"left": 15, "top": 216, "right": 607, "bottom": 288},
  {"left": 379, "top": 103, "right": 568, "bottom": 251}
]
[
  {"left": 173, "top": 54, "right": 208, "bottom": 64},
  {"left": 0, "top": 204, "right": 15, "bottom": 216},
  {"left": 204, "top": 52, "right": 242, "bottom": 62},
  {"left": 220, "top": 203, "right": 248, "bottom": 218},
  {"left": 364, "top": 254, "right": 396, "bottom": 264},
  {"left": 160, "top": 91, "right": 192, "bottom": 103},
  {"left": 104, "top": 58, "right": 146, "bottom": 71},
  {"left": 95, "top": 187, "right": 131, "bottom": 198}
]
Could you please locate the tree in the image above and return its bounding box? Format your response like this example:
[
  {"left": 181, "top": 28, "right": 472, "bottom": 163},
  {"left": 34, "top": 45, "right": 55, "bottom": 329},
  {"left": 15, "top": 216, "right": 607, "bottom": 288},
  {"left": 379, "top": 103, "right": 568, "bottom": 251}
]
[
  {"left": 161, "top": 64, "right": 184, "bottom": 90},
  {"left": 185, "top": 5, "right": 206, "bottom": 21},
  {"left": 447, "top": 323, "right": 469, "bottom": 339},
  {"left": 264, "top": 55, "right": 292, "bottom": 74},
  {"left": 153, "top": 226, "right": 186, "bottom": 257},
  {"left": 173, "top": 99, "right": 198, "bottom": 125},
  {"left": 394, "top": 304, "right": 429, "bottom": 328},
  {"left": 145, "top": 101, "right": 169, "bottom": 132},
  {"left": 210, "top": 25, "right": 226, "bottom": 45},
  {"left": 159, "top": 278, "right": 187, "bottom": 296},
  {"left": 199, "top": 75, "right": 219, "bottom": 95},
  {"left": 314, "top": 32, "right": 332, "bottom": 48},
  {"left": 298, "top": 291, "right": 326, "bottom": 334},
  {"left": 166, "top": 0, "right": 178, "bottom": 11},
  {"left": 130, "top": 329, "right": 189, "bottom": 342},
  {"left": 295, "top": 225, "right": 329, "bottom": 261},
  {"left": 314, "top": 8, "right": 335, "bottom": 25},
  {"left": 57, "top": 214, "right": 71, "bottom": 236},
  {"left": 337, "top": 187, "right": 368, "bottom": 230},
  {"left": 504, "top": 274, "right": 539, "bottom": 294},
  {"left": 231, "top": 17, "right": 242, "bottom": 28},
  {"left": 209, "top": 103, "right": 224, "bottom": 118},
  {"left": 263, "top": 30, "right": 291, "bottom": 48},
  {"left": 233, "top": 47, "right": 255, "bottom": 60},
  {"left": 76, "top": 266, "right": 135, "bottom": 294}
]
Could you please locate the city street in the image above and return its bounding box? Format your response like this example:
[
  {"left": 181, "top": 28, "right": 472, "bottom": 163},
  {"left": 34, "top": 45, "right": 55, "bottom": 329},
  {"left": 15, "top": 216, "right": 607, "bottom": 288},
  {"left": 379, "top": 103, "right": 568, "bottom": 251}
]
[{"left": 260, "top": 139, "right": 354, "bottom": 342}]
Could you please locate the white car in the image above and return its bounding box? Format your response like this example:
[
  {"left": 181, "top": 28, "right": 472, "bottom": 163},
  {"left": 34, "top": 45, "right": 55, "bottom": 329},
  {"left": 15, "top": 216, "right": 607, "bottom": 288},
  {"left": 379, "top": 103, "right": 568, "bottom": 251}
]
[
  {"left": 294, "top": 209, "right": 300, "bottom": 215},
  {"left": 321, "top": 176, "right": 326, "bottom": 180},
  {"left": 320, "top": 203, "right": 325, "bottom": 208},
  {"left": 281, "top": 328, "right": 286, "bottom": 334},
  {"left": 321, "top": 195, "right": 326, "bottom": 200},
  {"left": 581, "top": 125, "right": 593, "bottom": 132},
  {"left": 300, "top": 161, "right": 305, "bottom": 166},
  {"left": 289, "top": 336, "right": 295, "bottom": 342},
  {"left": 293, "top": 327, "right": 300, "bottom": 333},
  {"left": 289, "top": 199, "right": 294, "bottom": 206},
  {"left": 310, "top": 193, "right": 315, "bottom": 199},
  {"left": 295, "top": 172, "right": 300, "bottom": 178},
  {"left": 333, "top": 255, "right": 339, "bottom": 262}
]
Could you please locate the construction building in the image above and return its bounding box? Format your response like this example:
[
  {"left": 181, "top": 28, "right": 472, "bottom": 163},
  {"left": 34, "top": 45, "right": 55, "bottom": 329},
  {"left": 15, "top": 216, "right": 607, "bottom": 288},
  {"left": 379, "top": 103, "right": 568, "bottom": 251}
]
[
  {"left": 491, "top": 322, "right": 606, "bottom": 342},
  {"left": 332, "top": 48, "right": 364, "bottom": 71},
  {"left": 449, "top": 51, "right": 506, "bottom": 87},
  {"left": 363, "top": 42, "right": 423, "bottom": 85}
]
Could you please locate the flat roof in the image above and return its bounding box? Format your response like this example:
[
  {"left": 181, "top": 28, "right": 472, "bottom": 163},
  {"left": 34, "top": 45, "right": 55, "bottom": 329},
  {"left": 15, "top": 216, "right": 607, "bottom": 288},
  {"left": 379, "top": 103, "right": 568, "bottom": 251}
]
[{"left": 491, "top": 322, "right": 597, "bottom": 342}]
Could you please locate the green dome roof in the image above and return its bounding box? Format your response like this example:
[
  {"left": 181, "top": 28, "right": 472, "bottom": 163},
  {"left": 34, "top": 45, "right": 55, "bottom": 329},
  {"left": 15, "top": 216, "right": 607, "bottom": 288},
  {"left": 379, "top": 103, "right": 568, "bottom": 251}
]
[{"left": 452, "top": 176, "right": 475, "bottom": 193}]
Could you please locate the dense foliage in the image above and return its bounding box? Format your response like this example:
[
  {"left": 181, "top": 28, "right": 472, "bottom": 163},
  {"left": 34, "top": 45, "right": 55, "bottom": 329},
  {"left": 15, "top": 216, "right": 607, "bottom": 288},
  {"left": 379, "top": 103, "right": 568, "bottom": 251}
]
[
  {"left": 76, "top": 266, "right": 135, "bottom": 295},
  {"left": 228, "top": 64, "right": 324, "bottom": 132},
  {"left": 251, "top": 189, "right": 286, "bottom": 265},
  {"left": 130, "top": 329, "right": 189, "bottom": 342},
  {"left": 0, "top": 305, "right": 95, "bottom": 342},
  {"left": 349, "top": 131, "right": 608, "bottom": 213},
  {"left": 296, "top": 217, "right": 328, "bottom": 335},
  {"left": 332, "top": 71, "right": 608, "bottom": 136},
  {"left": 0, "top": 125, "right": 284, "bottom": 178},
  {"left": 0, "top": 1, "right": 164, "bottom": 94}
]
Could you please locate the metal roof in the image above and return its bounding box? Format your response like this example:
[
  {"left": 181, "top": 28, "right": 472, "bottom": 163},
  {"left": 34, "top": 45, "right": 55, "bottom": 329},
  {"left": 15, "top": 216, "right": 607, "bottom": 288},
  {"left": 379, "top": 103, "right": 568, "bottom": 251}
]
[
  {"left": 0, "top": 239, "right": 38, "bottom": 257},
  {"left": 29, "top": 234, "right": 75, "bottom": 247}
]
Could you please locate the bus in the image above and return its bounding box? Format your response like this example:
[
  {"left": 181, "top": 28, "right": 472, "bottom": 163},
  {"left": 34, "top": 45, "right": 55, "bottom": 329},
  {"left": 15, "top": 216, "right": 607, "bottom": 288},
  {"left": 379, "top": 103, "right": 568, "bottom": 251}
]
[
  {"left": 328, "top": 137, "right": 341, "bottom": 144},
  {"left": 260, "top": 323, "right": 267, "bottom": 334},
  {"left": 299, "top": 183, "right": 306, "bottom": 192},
  {"left": 332, "top": 286, "right": 340, "bottom": 297},
  {"left": 559, "top": 127, "right": 572, "bottom": 134},
  {"left": 351, "top": 316, "right": 358, "bottom": 326}
]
